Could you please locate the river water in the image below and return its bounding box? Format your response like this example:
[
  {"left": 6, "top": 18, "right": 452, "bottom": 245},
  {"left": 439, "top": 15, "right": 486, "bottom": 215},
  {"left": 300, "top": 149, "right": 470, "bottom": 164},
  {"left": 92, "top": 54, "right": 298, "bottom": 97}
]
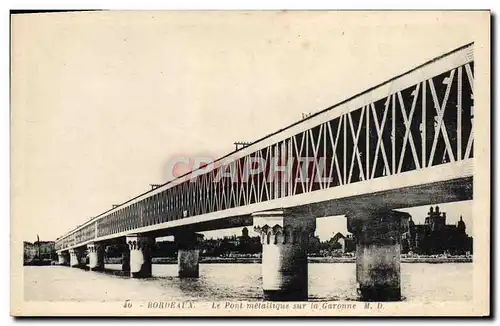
[{"left": 24, "top": 263, "right": 472, "bottom": 302}]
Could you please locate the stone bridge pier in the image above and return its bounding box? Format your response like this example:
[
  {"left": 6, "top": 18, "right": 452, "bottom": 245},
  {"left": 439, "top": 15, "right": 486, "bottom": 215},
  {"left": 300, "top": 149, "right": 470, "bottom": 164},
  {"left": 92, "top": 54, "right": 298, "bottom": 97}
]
[
  {"left": 87, "top": 242, "right": 105, "bottom": 271},
  {"left": 176, "top": 232, "right": 203, "bottom": 278},
  {"left": 347, "top": 209, "right": 410, "bottom": 302},
  {"left": 57, "top": 251, "right": 69, "bottom": 265},
  {"left": 125, "top": 234, "right": 155, "bottom": 278},
  {"left": 253, "top": 210, "right": 316, "bottom": 301},
  {"left": 69, "top": 247, "right": 86, "bottom": 268}
]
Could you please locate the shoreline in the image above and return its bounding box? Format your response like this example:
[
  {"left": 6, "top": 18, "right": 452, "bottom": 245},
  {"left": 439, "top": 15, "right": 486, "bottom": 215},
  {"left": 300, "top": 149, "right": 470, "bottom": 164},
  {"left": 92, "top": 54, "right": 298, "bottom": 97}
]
[
  {"left": 25, "top": 256, "right": 472, "bottom": 267},
  {"left": 147, "top": 256, "right": 473, "bottom": 264}
]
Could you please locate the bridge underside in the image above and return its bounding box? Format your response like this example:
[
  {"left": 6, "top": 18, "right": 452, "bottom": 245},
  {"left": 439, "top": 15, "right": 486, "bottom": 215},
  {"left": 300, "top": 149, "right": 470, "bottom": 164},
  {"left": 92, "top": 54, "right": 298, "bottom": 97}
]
[{"left": 147, "top": 175, "right": 472, "bottom": 237}]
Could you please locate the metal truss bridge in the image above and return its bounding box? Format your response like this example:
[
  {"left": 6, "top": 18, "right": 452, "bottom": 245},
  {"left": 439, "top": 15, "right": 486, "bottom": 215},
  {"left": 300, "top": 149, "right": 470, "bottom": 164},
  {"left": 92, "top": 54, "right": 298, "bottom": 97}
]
[{"left": 56, "top": 43, "right": 474, "bottom": 252}]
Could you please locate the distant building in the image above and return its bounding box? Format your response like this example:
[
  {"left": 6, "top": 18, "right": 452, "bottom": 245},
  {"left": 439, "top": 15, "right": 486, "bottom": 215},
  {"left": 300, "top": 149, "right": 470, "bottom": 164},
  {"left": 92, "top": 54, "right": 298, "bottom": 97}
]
[
  {"left": 402, "top": 206, "right": 473, "bottom": 255},
  {"left": 37, "top": 241, "right": 56, "bottom": 259},
  {"left": 338, "top": 234, "right": 356, "bottom": 253},
  {"left": 238, "top": 227, "right": 261, "bottom": 255},
  {"left": 337, "top": 234, "right": 356, "bottom": 253},
  {"left": 24, "top": 241, "right": 56, "bottom": 264},
  {"left": 331, "top": 232, "right": 344, "bottom": 244},
  {"left": 329, "top": 232, "right": 356, "bottom": 253},
  {"left": 23, "top": 242, "right": 38, "bottom": 263}
]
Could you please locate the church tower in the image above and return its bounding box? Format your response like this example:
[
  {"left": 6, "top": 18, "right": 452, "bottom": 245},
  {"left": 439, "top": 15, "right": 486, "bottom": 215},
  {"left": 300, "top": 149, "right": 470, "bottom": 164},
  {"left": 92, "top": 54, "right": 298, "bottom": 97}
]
[
  {"left": 428, "top": 206, "right": 445, "bottom": 232},
  {"left": 408, "top": 217, "right": 416, "bottom": 250},
  {"left": 425, "top": 206, "right": 433, "bottom": 225},
  {"left": 457, "top": 216, "right": 466, "bottom": 234},
  {"left": 242, "top": 227, "right": 249, "bottom": 238}
]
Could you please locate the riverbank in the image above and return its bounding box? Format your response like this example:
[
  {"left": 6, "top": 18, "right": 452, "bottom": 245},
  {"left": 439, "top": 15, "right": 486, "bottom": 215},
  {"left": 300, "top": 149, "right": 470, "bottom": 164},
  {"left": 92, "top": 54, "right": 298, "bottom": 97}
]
[
  {"left": 309, "top": 256, "right": 473, "bottom": 264},
  {"left": 23, "top": 259, "right": 54, "bottom": 266},
  {"left": 101, "top": 256, "right": 472, "bottom": 265}
]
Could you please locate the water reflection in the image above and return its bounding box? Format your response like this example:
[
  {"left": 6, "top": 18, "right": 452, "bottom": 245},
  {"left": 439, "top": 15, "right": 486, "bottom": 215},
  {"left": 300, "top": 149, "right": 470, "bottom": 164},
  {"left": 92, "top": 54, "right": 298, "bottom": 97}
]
[{"left": 24, "top": 263, "right": 472, "bottom": 302}]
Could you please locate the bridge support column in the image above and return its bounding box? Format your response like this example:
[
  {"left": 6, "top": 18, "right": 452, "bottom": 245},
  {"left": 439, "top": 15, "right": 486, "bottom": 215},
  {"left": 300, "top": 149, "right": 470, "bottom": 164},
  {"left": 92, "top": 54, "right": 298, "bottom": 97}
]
[
  {"left": 121, "top": 248, "right": 131, "bottom": 273},
  {"left": 87, "top": 242, "right": 105, "bottom": 271},
  {"left": 57, "top": 252, "right": 69, "bottom": 265},
  {"left": 126, "top": 234, "right": 155, "bottom": 278},
  {"left": 69, "top": 248, "right": 84, "bottom": 268},
  {"left": 176, "top": 232, "right": 203, "bottom": 278},
  {"left": 347, "top": 209, "right": 409, "bottom": 302},
  {"left": 253, "top": 210, "right": 315, "bottom": 301}
]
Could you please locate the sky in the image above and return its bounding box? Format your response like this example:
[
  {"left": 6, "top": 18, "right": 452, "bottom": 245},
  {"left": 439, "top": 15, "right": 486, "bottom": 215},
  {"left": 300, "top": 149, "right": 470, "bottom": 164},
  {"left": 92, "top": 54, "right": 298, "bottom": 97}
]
[{"left": 11, "top": 11, "right": 481, "bottom": 243}]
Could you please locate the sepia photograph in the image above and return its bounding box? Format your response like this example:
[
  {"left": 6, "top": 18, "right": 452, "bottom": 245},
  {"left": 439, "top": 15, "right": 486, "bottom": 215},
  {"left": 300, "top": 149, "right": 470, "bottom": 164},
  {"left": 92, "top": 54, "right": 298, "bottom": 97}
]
[{"left": 10, "top": 10, "right": 490, "bottom": 317}]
